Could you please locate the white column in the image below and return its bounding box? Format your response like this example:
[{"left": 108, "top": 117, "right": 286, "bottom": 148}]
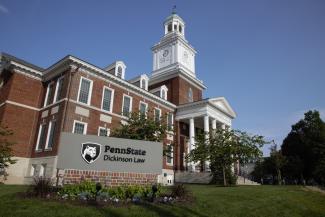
[
  {"left": 189, "top": 118, "right": 195, "bottom": 171},
  {"left": 189, "top": 118, "right": 195, "bottom": 149},
  {"left": 204, "top": 115, "right": 209, "bottom": 137},
  {"left": 212, "top": 119, "right": 217, "bottom": 130},
  {"left": 203, "top": 115, "right": 210, "bottom": 171}
]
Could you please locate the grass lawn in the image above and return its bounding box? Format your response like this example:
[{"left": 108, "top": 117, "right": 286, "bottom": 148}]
[{"left": 0, "top": 184, "right": 324, "bottom": 217}]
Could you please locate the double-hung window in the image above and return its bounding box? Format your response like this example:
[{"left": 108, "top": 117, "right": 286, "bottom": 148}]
[
  {"left": 122, "top": 95, "right": 132, "bottom": 116},
  {"left": 139, "top": 102, "right": 148, "bottom": 118},
  {"left": 98, "top": 127, "right": 110, "bottom": 137},
  {"left": 166, "top": 144, "right": 173, "bottom": 165},
  {"left": 101, "top": 87, "right": 114, "bottom": 112},
  {"left": 167, "top": 112, "right": 174, "bottom": 131},
  {"left": 35, "top": 124, "right": 47, "bottom": 151},
  {"left": 73, "top": 120, "right": 87, "bottom": 134},
  {"left": 53, "top": 76, "right": 64, "bottom": 102},
  {"left": 78, "top": 77, "right": 93, "bottom": 105},
  {"left": 154, "top": 108, "right": 161, "bottom": 123},
  {"left": 45, "top": 120, "right": 56, "bottom": 149},
  {"left": 44, "top": 83, "right": 54, "bottom": 107}
]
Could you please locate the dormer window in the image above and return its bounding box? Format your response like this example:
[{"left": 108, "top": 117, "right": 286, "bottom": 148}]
[
  {"left": 104, "top": 61, "right": 126, "bottom": 79},
  {"left": 117, "top": 66, "right": 122, "bottom": 78},
  {"left": 161, "top": 89, "right": 166, "bottom": 100},
  {"left": 149, "top": 85, "right": 168, "bottom": 100}
]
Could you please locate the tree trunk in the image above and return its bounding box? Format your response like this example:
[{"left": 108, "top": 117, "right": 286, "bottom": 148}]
[
  {"left": 277, "top": 169, "right": 282, "bottom": 185},
  {"left": 223, "top": 166, "right": 227, "bottom": 186}
]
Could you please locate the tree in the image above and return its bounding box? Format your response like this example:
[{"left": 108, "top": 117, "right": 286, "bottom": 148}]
[
  {"left": 0, "top": 125, "right": 16, "bottom": 181},
  {"left": 111, "top": 110, "right": 169, "bottom": 142},
  {"left": 269, "top": 144, "right": 286, "bottom": 185},
  {"left": 187, "top": 128, "right": 266, "bottom": 186},
  {"left": 281, "top": 110, "right": 325, "bottom": 185}
]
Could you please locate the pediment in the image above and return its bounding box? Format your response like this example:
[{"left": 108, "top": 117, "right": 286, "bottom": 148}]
[{"left": 209, "top": 97, "right": 236, "bottom": 118}]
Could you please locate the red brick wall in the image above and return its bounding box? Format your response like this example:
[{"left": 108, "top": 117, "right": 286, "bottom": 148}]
[
  {"left": 149, "top": 76, "right": 202, "bottom": 105},
  {"left": 63, "top": 169, "right": 158, "bottom": 186},
  {"left": 0, "top": 104, "right": 39, "bottom": 157}
]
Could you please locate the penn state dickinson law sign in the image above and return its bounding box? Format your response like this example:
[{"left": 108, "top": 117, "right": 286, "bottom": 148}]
[{"left": 57, "top": 133, "right": 163, "bottom": 174}]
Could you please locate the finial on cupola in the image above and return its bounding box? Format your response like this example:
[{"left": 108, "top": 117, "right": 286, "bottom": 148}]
[{"left": 172, "top": 5, "right": 177, "bottom": 14}]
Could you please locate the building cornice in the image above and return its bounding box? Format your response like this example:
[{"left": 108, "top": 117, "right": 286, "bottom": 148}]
[
  {"left": 61, "top": 56, "right": 176, "bottom": 110},
  {"left": 150, "top": 66, "right": 206, "bottom": 90}
]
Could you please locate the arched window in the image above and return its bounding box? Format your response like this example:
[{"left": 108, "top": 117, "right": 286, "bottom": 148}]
[
  {"left": 117, "top": 66, "right": 122, "bottom": 78},
  {"left": 161, "top": 89, "right": 166, "bottom": 100},
  {"left": 179, "top": 25, "right": 182, "bottom": 33},
  {"left": 188, "top": 88, "right": 193, "bottom": 102},
  {"left": 141, "top": 79, "right": 146, "bottom": 90},
  {"left": 168, "top": 24, "right": 172, "bottom": 32}
]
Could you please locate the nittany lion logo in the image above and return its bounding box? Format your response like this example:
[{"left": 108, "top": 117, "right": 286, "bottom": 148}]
[{"left": 81, "top": 142, "right": 101, "bottom": 164}]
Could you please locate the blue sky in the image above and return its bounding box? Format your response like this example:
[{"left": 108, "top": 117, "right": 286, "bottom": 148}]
[{"left": 1, "top": 0, "right": 324, "bottom": 155}]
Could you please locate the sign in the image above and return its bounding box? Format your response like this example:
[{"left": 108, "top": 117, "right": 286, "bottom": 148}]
[{"left": 57, "top": 132, "right": 163, "bottom": 174}]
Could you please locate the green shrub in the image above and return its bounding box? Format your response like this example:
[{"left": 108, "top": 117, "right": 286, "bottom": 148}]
[
  {"left": 30, "top": 177, "right": 54, "bottom": 198},
  {"left": 170, "top": 184, "right": 188, "bottom": 198}
]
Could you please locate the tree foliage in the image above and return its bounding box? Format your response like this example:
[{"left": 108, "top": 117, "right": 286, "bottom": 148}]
[
  {"left": 0, "top": 125, "right": 16, "bottom": 180},
  {"left": 187, "top": 128, "right": 266, "bottom": 186},
  {"left": 110, "top": 111, "right": 169, "bottom": 142},
  {"left": 281, "top": 110, "right": 325, "bottom": 185}
]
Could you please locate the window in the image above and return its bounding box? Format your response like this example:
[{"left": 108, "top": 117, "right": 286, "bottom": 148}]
[
  {"left": 141, "top": 79, "right": 146, "bottom": 90},
  {"left": 45, "top": 120, "right": 56, "bottom": 149},
  {"left": 98, "top": 127, "right": 110, "bottom": 137},
  {"left": 161, "top": 90, "right": 166, "bottom": 100},
  {"left": 30, "top": 164, "right": 37, "bottom": 176},
  {"left": 167, "top": 112, "right": 174, "bottom": 130},
  {"left": 122, "top": 95, "right": 132, "bottom": 116},
  {"left": 39, "top": 164, "right": 46, "bottom": 177},
  {"left": 166, "top": 144, "right": 173, "bottom": 165},
  {"left": 78, "top": 77, "right": 93, "bottom": 105},
  {"left": 168, "top": 23, "right": 172, "bottom": 32},
  {"left": 101, "top": 87, "right": 114, "bottom": 112},
  {"left": 54, "top": 76, "right": 64, "bottom": 102},
  {"left": 188, "top": 88, "right": 193, "bottom": 102},
  {"left": 179, "top": 25, "right": 182, "bottom": 33},
  {"left": 139, "top": 102, "right": 148, "bottom": 117},
  {"left": 117, "top": 66, "right": 123, "bottom": 78},
  {"left": 73, "top": 121, "right": 87, "bottom": 134},
  {"left": 44, "top": 83, "right": 54, "bottom": 106},
  {"left": 174, "top": 24, "right": 177, "bottom": 30},
  {"left": 35, "top": 124, "right": 47, "bottom": 151},
  {"left": 154, "top": 108, "right": 161, "bottom": 123}
]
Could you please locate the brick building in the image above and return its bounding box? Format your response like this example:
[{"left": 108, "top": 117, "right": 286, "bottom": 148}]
[{"left": 0, "top": 12, "right": 236, "bottom": 185}]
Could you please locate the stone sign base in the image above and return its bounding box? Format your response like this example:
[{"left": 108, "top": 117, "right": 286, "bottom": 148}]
[{"left": 63, "top": 169, "right": 158, "bottom": 186}]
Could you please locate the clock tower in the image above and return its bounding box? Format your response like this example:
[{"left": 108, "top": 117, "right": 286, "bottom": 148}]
[
  {"left": 152, "top": 11, "right": 196, "bottom": 77},
  {"left": 149, "top": 10, "right": 206, "bottom": 105}
]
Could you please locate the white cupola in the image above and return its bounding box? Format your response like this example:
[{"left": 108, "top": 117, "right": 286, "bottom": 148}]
[{"left": 163, "top": 8, "right": 185, "bottom": 38}]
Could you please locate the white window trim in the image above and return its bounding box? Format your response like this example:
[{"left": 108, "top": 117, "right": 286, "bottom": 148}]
[
  {"left": 154, "top": 107, "right": 161, "bottom": 122},
  {"left": 98, "top": 126, "right": 110, "bottom": 137},
  {"left": 139, "top": 101, "right": 148, "bottom": 118},
  {"left": 72, "top": 120, "right": 88, "bottom": 135},
  {"left": 77, "top": 76, "right": 93, "bottom": 105},
  {"left": 43, "top": 82, "right": 54, "bottom": 107},
  {"left": 101, "top": 86, "right": 114, "bottom": 112},
  {"left": 167, "top": 112, "right": 174, "bottom": 131},
  {"left": 53, "top": 76, "right": 64, "bottom": 103},
  {"left": 44, "top": 120, "right": 56, "bottom": 150},
  {"left": 35, "top": 124, "right": 45, "bottom": 151},
  {"left": 122, "top": 94, "right": 133, "bottom": 116},
  {"left": 166, "top": 143, "right": 174, "bottom": 166}
]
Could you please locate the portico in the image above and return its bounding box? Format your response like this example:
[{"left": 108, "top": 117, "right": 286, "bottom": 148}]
[{"left": 175, "top": 97, "right": 236, "bottom": 172}]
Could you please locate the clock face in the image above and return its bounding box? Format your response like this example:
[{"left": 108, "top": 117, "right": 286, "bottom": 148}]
[
  {"left": 183, "top": 51, "right": 189, "bottom": 64},
  {"left": 163, "top": 49, "right": 169, "bottom": 57}
]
